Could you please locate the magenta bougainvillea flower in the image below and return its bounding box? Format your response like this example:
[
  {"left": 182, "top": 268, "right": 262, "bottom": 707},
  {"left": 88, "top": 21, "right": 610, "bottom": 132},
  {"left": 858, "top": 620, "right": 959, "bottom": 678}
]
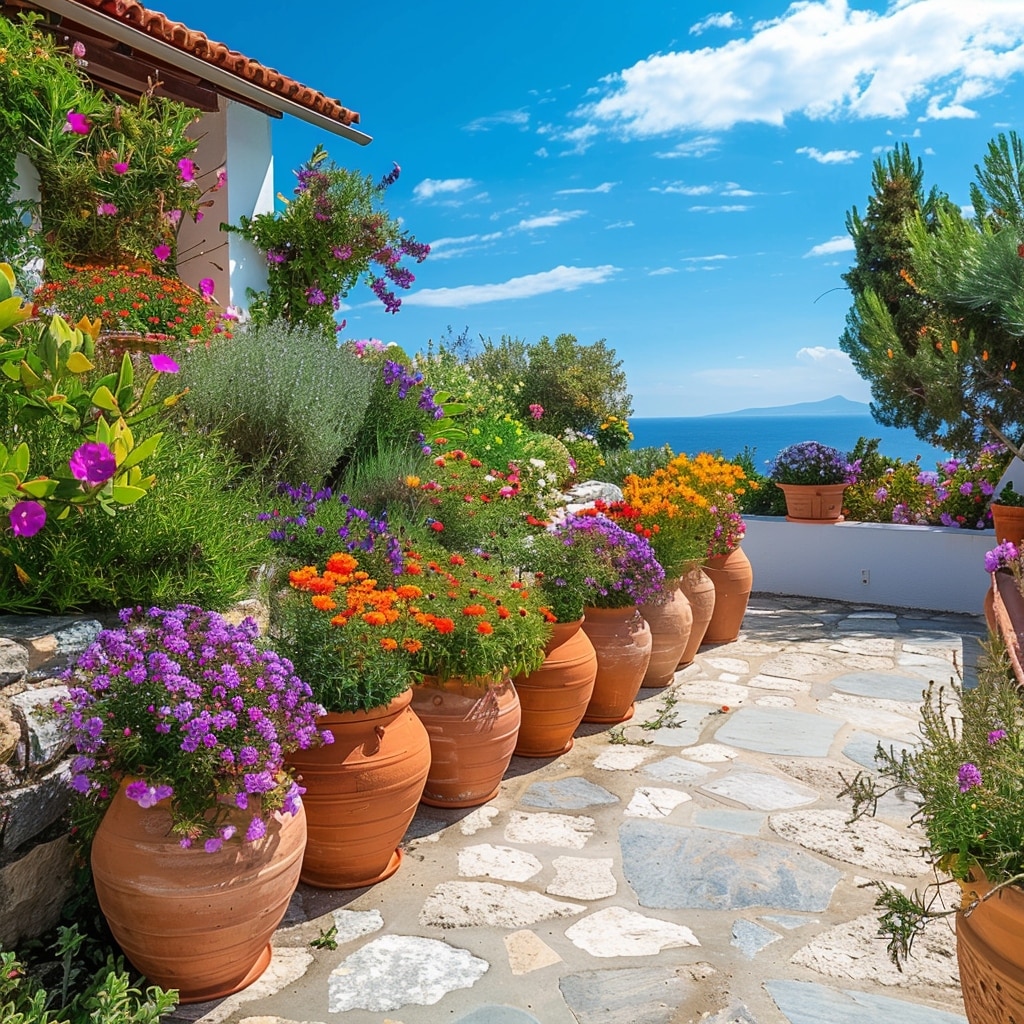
[
  {"left": 9, "top": 500, "right": 46, "bottom": 537},
  {"left": 69, "top": 442, "right": 116, "bottom": 486}
]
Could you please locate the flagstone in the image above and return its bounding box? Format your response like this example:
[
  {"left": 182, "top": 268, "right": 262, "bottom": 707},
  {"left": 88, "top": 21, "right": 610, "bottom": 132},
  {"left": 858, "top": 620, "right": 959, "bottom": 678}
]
[
  {"left": 458, "top": 844, "right": 543, "bottom": 882},
  {"left": 593, "top": 747, "right": 651, "bottom": 771},
  {"left": 765, "top": 980, "right": 968, "bottom": 1024},
  {"left": 678, "top": 743, "right": 739, "bottom": 763},
  {"left": 701, "top": 770, "right": 819, "bottom": 811},
  {"left": 565, "top": 906, "right": 699, "bottom": 957},
  {"left": 827, "top": 671, "right": 931, "bottom": 704},
  {"left": 624, "top": 786, "right": 691, "bottom": 818},
  {"left": 713, "top": 707, "right": 842, "bottom": 757},
  {"left": 674, "top": 680, "right": 750, "bottom": 706},
  {"left": 759, "top": 652, "right": 840, "bottom": 677},
  {"left": 559, "top": 965, "right": 717, "bottom": 1024},
  {"left": 504, "top": 811, "right": 595, "bottom": 848},
  {"left": 643, "top": 756, "right": 715, "bottom": 783},
  {"left": 732, "top": 919, "right": 781, "bottom": 958},
  {"left": 746, "top": 673, "right": 808, "bottom": 693},
  {"left": 547, "top": 856, "right": 617, "bottom": 899},
  {"left": 503, "top": 930, "right": 563, "bottom": 975},
  {"left": 520, "top": 777, "right": 619, "bottom": 810},
  {"left": 691, "top": 807, "right": 766, "bottom": 835},
  {"left": 419, "top": 881, "right": 584, "bottom": 928}
]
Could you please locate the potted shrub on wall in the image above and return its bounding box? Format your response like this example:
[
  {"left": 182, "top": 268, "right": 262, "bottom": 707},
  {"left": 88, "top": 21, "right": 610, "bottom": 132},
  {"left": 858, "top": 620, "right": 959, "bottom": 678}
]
[
  {"left": 842, "top": 637, "right": 1024, "bottom": 1023},
  {"left": 55, "top": 605, "right": 327, "bottom": 1003},
  {"left": 769, "top": 440, "right": 857, "bottom": 523},
  {"left": 989, "top": 482, "right": 1024, "bottom": 547}
]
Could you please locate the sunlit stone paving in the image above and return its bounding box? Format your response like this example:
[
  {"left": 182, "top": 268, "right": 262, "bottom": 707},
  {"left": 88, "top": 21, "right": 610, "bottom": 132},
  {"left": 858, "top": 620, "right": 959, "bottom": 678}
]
[{"left": 167, "top": 596, "right": 981, "bottom": 1024}]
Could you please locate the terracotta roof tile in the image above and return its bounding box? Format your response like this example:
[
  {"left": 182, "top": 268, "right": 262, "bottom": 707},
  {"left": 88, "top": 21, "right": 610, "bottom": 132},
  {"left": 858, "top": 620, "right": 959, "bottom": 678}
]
[{"left": 65, "top": 0, "right": 359, "bottom": 126}]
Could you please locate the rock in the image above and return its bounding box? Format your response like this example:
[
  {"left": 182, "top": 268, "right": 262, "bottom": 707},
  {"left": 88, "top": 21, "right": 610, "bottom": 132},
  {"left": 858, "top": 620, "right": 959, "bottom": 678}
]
[
  {"left": 0, "top": 835, "right": 74, "bottom": 947},
  {"left": 0, "top": 702, "right": 20, "bottom": 765},
  {"left": 419, "top": 881, "right": 584, "bottom": 928},
  {"left": 0, "top": 637, "right": 28, "bottom": 686},
  {"left": 564, "top": 906, "right": 700, "bottom": 957},
  {"left": 8, "top": 684, "right": 70, "bottom": 768},
  {"left": 0, "top": 759, "right": 72, "bottom": 855}
]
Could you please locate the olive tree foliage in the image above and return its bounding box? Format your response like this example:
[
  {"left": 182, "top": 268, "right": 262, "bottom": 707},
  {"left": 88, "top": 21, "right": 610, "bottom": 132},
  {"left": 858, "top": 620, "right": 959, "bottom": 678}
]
[
  {"left": 468, "top": 333, "right": 632, "bottom": 435},
  {"left": 840, "top": 137, "right": 1024, "bottom": 459}
]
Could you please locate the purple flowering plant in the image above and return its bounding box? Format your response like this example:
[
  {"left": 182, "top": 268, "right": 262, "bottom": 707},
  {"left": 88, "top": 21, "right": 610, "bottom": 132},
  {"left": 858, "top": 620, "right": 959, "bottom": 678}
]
[
  {"left": 55, "top": 604, "right": 330, "bottom": 850},
  {"left": 842, "top": 640, "right": 1024, "bottom": 965},
  {"left": 226, "top": 144, "right": 429, "bottom": 335},
  {"left": 768, "top": 441, "right": 859, "bottom": 485}
]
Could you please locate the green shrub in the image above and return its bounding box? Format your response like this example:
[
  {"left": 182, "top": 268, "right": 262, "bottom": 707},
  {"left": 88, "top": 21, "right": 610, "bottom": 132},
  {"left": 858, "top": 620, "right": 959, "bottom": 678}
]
[
  {"left": 180, "top": 319, "right": 375, "bottom": 486},
  {"left": 0, "top": 425, "right": 262, "bottom": 612}
]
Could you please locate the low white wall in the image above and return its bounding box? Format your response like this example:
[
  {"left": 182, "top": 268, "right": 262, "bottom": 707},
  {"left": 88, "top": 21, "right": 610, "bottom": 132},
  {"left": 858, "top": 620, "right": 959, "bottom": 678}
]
[{"left": 742, "top": 516, "right": 992, "bottom": 614}]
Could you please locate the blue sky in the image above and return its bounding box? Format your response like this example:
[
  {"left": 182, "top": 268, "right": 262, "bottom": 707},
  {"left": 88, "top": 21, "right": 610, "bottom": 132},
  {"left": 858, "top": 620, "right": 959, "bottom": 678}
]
[{"left": 161, "top": 0, "right": 1024, "bottom": 416}]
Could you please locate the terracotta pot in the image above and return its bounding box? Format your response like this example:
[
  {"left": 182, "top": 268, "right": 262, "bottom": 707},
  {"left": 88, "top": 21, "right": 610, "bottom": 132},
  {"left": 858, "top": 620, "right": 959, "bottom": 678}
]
[
  {"left": 580, "top": 605, "right": 653, "bottom": 724},
  {"left": 639, "top": 579, "right": 693, "bottom": 687},
  {"left": 512, "top": 618, "right": 598, "bottom": 757},
  {"left": 285, "top": 690, "right": 430, "bottom": 889},
  {"left": 678, "top": 564, "right": 716, "bottom": 666},
  {"left": 702, "top": 547, "right": 753, "bottom": 644},
  {"left": 776, "top": 482, "right": 848, "bottom": 523},
  {"left": 957, "top": 871, "right": 1024, "bottom": 1024},
  {"left": 90, "top": 781, "right": 306, "bottom": 1003},
  {"left": 990, "top": 569, "right": 1024, "bottom": 689},
  {"left": 411, "top": 675, "right": 521, "bottom": 807},
  {"left": 990, "top": 502, "right": 1024, "bottom": 546}
]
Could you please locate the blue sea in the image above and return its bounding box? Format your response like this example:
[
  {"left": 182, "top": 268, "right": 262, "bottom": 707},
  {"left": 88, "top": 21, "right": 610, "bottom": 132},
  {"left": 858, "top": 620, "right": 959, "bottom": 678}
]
[{"left": 629, "top": 415, "right": 951, "bottom": 471}]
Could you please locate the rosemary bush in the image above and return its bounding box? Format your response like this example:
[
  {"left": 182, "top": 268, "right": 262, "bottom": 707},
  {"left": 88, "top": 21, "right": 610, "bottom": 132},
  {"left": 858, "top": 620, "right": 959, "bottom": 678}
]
[{"left": 180, "top": 319, "right": 375, "bottom": 485}]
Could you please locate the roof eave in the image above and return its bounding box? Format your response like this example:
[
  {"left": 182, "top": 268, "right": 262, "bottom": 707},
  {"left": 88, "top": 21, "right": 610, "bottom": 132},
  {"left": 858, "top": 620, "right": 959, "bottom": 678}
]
[{"left": 30, "top": 0, "right": 373, "bottom": 144}]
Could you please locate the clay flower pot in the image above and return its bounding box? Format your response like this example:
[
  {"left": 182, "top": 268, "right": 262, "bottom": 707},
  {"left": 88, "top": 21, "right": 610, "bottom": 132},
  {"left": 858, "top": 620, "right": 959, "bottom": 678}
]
[
  {"left": 990, "top": 502, "right": 1024, "bottom": 547},
  {"left": 286, "top": 689, "right": 431, "bottom": 889},
  {"left": 512, "top": 618, "right": 598, "bottom": 757},
  {"left": 581, "top": 605, "right": 653, "bottom": 724},
  {"left": 776, "top": 482, "right": 848, "bottom": 523},
  {"left": 90, "top": 781, "right": 306, "bottom": 1003},
  {"left": 639, "top": 578, "right": 693, "bottom": 687},
  {"left": 957, "top": 871, "right": 1024, "bottom": 1023},
  {"left": 702, "top": 547, "right": 753, "bottom": 644},
  {"left": 412, "top": 675, "right": 521, "bottom": 807},
  {"left": 678, "top": 564, "right": 716, "bottom": 666}
]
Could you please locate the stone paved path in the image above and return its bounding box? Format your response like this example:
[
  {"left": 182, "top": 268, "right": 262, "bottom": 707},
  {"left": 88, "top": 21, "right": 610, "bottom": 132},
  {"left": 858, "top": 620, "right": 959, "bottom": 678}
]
[{"left": 170, "top": 595, "right": 984, "bottom": 1024}]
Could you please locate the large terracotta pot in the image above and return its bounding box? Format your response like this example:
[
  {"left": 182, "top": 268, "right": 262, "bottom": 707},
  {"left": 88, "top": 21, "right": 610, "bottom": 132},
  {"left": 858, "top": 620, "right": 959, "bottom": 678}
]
[
  {"left": 90, "top": 781, "right": 306, "bottom": 1003},
  {"left": 678, "top": 564, "right": 716, "bottom": 666},
  {"left": 776, "top": 482, "right": 847, "bottom": 523},
  {"left": 411, "top": 675, "right": 521, "bottom": 807},
  {"left": 991, "top": 502, "right": 1024, "bottom": 546},
  {"left": 957, "top": 871, "right": 1024, "bottom": 1024},
  {"left": 580, "top": 605, "right": 653, "bottom": 724},
  {"left": 990, "top": 568, "right": 1024, "bottom": 689},
  {"left": 639, "top": 579, "right": 692, "bottom": 687},
  {"left": 702, "top": 547, "right": 753, "bottom": 644},
  {"left": 285, "top": 690, "right": 430, "bottom": 889},
  {"left": 512, "top": 618, "right": 598, "bottom": 757}
]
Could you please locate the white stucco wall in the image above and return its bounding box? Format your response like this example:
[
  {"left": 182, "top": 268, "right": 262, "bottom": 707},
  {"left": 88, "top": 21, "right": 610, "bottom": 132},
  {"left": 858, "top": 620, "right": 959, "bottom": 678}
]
[{"left": 742, "top": 516, "right": 992, "bottom": 614}]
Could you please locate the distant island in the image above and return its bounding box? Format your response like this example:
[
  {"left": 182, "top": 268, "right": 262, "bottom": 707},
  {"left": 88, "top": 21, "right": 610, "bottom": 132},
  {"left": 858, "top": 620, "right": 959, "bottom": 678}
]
[{"left": 704, "top": 395, "right": 871, "bottom": 418}]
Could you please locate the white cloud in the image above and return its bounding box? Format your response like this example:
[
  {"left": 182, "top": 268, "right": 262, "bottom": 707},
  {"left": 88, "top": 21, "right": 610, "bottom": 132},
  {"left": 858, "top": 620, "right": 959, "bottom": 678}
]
[
  {"left": 649, "top": 266, "right": 678, "bottom": 275},
  {"left": 535, "top": 146, "right": 550, "bottom": 158},
  {"left": 721, "top": 185, "right": 756, "bottom": 196},
  {"left": 464, "top": 110, "right": 530, "bottom": 132},
  {"left": 690, "top": 11, "right": 739, "bottom": 35},
  {"left": 556, "top": 182, "right": 618, "bottom": 194},
  {"left": 413, "top": 178, "right": 477, "bottom": 201},
  {"left": 796, "top": 146, "right": 862, "bottom": 164},
  {"left": 654, "top": 136, "right": 721, "bottom": 158},
  {"left": 797, "top": 346, "right": 850, "bottom": 363},
  {"left": 403, "top": 265, "right": 619, "bottom": 308},
  {"left": 652, "top": 182, "right": 715, "bottom": 195},
  {"left": 606, "top": 220, "right": 635, "bottom": 229},
  {"left": 514, "top": 209, "right": 586, "bottom": 230},
  {"left": 804, "top": 235, "right": 855, "bottom": 257},
  {"left": 426, "top": 232, "right": 503, "bottom": 260},
  {"left": 688, "top": 204, "right": 750, "bottom": 213},
  {"left": 576, "top": 1, "right": 1024, "bottom": 138},
  {"left": 681, "top": 253, "right": 730, "bottom": 262}
]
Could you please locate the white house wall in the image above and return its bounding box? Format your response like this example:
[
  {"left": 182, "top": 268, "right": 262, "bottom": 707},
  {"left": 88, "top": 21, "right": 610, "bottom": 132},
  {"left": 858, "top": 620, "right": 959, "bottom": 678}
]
[{"left": 742, "top": 516, "right": 992, "bottom": 614}]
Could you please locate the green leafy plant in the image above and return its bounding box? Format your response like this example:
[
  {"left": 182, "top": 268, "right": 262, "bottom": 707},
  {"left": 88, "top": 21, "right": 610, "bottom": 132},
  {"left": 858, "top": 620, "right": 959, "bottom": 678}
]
[
  {"left": 180, "top": 318, "right": 376, "bottom": 486},
  {"left": 0, "top": 13, "right": 214, "bottom": 268},
  {"left": 225, "top": 145, "right": 428, "bottom": 334},
  {"left": 841, "top": 637, "right": 1024, "bottom": 966}
]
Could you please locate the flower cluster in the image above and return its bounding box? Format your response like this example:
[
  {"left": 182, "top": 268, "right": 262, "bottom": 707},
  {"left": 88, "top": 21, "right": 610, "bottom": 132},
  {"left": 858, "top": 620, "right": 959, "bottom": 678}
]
[
  {"left": 280, "top": 551, "right": 429, "bottom": 712},
  {"left": 402, "top": 545, "right": 551, "bottom": 682},
  {"left": 226, "top": 145, "right": 428, "bottom": 334},
  {"left": 55, "top": 605, "right": 328, "bottom": 849},
  {"left": 559, "top": 511, "right": 665, "bottom": 608},
  {"left": 706, "top": 494, "right": 747, "bottom": 557},
  {"left": 34, "top": 264, "right": 229, "bottom": 345},
  {"left": 596, "top": 414, "right": 634, "bottom": 452},
  {"left": 769, "top": 441, "right": 858, "bottom": 485}
]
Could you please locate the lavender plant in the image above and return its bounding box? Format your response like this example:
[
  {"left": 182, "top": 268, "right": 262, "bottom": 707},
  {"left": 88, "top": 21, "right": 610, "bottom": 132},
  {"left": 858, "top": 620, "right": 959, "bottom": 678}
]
[{"left": 56, "top": 604, "right": 329, "bottom": 850}]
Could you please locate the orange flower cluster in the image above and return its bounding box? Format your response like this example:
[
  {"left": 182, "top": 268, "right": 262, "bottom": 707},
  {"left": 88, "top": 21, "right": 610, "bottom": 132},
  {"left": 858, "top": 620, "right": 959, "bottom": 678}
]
[{"left": 662, "top": 452, "right": 751, "bottom": 499}]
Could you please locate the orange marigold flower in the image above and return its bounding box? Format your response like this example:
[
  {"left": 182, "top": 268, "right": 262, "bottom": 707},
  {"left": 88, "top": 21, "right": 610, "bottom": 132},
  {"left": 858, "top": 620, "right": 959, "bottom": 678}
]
[
  {"left": 449, "top": 554, "right": 466, "bottom": 565},
  {"left": 402, "top": 638, "right": 423, "bottom": 653},
  {"left": 380, "top": 637, "right": 399, "bottom": 651},
  {"left": 330, "top": 614, "right": 348, "bottom": 627},
  {"left": 396, "top": 584, "right": 423, "bottom": 599},
  {"left": 463, "top": 604, "right": 487, "bottom": 616},
  {"left": 405, "top": 563, "right": 423, "bottom": 575},
  {"left": 476, "top": 621, "right": 494, "bottom": 635},
  {"left": 326, "top": 552, "right": 358, "bottom": 575},
  {"left": 311, "top": 595, "right": 336, "bottom": 611},
  {"left": 497, "top": 606, "right": 510, "bottom": 619},
  {"left": 431, "top": 617, "right": 456, "bottom": 634},
  {"left": 362, "top": 611, "right": 388, "bottom": 626}
]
